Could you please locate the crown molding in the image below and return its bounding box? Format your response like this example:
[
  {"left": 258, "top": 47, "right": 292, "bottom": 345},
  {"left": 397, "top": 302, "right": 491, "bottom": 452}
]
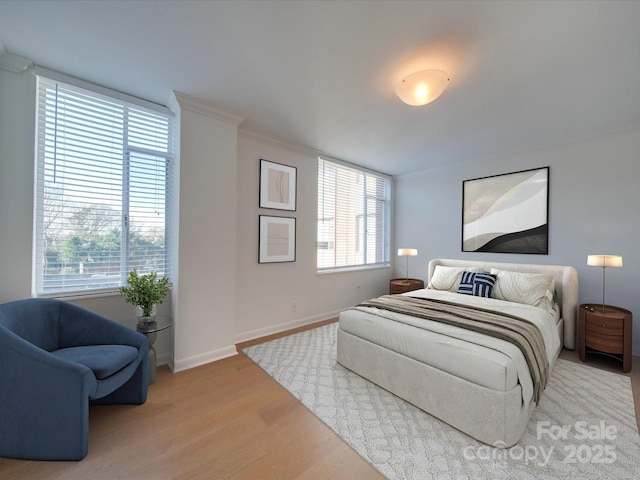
[
  {"left": 0, "top": 41, "right": 32, "bottom": 73},
  {"left": 239, "top": 126, "right": 321, "bottom": 158},
  {"left": 169, "top": 91, "right": 244, "bottom": 126}
]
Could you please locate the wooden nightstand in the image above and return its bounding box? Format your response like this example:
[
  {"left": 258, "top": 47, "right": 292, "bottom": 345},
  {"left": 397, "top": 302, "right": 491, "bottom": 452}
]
[
  {"left": 579, "top": 304, "right": 632, "bottom": 373},
  {"left": 390, "top": 278, "right": 424, "bottom": 294}
]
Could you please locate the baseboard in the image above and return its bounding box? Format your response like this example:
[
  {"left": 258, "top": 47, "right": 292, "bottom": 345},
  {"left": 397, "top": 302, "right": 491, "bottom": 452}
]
[
  {"left": 155, "top": 309, "right": 344, "bottom": 372},
  {"left": 156, "top": 353, "right": 173, "bottom": 370},
  {"left": 172, "top": 345, "right": 238, "bottom": 373},
  {"left": 234, "top": 309, "right": 342, "bottom": 344}
]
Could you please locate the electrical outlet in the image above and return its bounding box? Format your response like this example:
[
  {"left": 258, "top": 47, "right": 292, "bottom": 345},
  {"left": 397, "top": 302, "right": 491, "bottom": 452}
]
[{"left": 291, "top": 302, "right": 297, "bottom": 313}]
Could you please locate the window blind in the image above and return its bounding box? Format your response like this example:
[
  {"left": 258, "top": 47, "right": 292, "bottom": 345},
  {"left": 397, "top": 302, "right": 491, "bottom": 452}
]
[
  {"left": 34, "top": 75, "right": 174, "bottom": 296},
  {"left": 317, "top": 157, "right": 391, "bottom": 271}
]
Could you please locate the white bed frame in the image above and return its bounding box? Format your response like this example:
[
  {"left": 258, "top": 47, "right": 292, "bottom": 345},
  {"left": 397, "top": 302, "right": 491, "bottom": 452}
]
[{"left": 337, "top": 259, "right": 579, "bottom": 447}]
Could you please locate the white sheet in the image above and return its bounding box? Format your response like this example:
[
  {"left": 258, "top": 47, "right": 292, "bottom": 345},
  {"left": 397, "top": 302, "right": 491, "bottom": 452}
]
[{"left": 339, "top": 289, "right": 561, "bottom": 408}]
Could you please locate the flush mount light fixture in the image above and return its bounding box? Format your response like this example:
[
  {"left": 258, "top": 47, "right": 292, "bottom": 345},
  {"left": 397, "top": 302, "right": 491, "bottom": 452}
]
[{"left": 396, "top": 69, "right": 450, "bottom": 106}]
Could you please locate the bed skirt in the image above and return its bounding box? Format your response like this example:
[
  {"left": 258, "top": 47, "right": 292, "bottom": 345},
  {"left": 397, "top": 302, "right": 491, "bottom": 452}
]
[{"left": 336, "top": 327, "right": 535, "bottom": 447}]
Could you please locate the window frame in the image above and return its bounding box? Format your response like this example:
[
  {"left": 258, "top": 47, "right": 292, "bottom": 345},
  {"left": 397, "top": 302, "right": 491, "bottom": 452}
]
[
  {"left": 33, "top": 68, "right": 174, "bottom": 298},
  {"left": 317, "top": 156, "right": 392, "bottom": 274}
]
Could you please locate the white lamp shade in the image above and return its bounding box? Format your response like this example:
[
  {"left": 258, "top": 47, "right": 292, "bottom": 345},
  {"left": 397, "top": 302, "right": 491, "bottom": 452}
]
[
  {"left": 395, "top": 70, "right": 450, "bottom": 106},
  {"left": 587, "top": 255, "right": 623, "bottom": 267},
  {"left": 397, "top": 248, "right": 418, "bottom": 256}
]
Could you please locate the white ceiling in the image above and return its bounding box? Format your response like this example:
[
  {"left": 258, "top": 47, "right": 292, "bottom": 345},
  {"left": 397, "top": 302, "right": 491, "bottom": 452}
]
[{"left": 1, "top": 0, "right": 639, "bottom": 176}]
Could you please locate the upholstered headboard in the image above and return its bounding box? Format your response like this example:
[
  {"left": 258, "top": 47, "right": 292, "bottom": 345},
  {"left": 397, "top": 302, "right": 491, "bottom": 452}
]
[{"left": 427, "top": 259, "right": 579, "bottom": 350}]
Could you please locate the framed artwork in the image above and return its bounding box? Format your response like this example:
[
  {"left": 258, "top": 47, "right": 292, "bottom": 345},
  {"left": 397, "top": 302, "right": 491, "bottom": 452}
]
[
  {"left": 462, "top": 166, "right": 549, "bottom": 254},
  {"left": 259, "top": 215, "right": 296, "bottom": 263},
  {"left": 259, "top": 159, "right": 297, "bottom": 211}
]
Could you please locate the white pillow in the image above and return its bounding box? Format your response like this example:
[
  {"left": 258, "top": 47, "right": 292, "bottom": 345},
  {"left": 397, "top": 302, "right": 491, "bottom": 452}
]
[
  {"left": 428, "top": 265, "right": 486, "bottom": 292},
  {"left": 490, "top": 268, "right": 555, "bottom": 312}
]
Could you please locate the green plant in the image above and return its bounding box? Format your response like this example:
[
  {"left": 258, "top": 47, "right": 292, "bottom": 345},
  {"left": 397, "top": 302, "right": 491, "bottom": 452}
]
[{"left": 120, "top": 271, "right": 170, "bottom": 317}]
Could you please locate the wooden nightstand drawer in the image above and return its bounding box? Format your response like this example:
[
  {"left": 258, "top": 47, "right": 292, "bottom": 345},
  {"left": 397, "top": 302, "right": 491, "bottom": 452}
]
[
  {"left": 585, "top": 316, "right": 623, "bottom": 335},
  {"left": 585, "top": 332, "right": 624, "bottom": 354}
]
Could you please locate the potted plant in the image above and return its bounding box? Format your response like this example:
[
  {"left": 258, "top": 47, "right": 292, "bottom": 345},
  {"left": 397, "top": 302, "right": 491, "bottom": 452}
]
[{"left": 120, "top": 271, "right": 170, "bottom": 322}]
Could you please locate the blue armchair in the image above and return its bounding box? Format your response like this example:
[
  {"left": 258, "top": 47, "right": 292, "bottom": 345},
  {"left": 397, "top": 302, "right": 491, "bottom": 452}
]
[{"left": 0, "top": 298, "right": 148, "bottom": 460}]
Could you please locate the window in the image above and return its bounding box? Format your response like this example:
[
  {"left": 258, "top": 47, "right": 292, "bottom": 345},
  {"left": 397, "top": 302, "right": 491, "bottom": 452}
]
[
  {"left": 317, "top": 157, "right": 391, "bottom": 272},
  {"left": 34, "top": 72, "right": 174, "bottom": 296}
]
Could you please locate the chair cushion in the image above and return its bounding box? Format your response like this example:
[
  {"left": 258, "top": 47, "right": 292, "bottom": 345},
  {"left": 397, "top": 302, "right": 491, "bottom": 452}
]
[{"left": 51, "top": 345, "right": 138, "bottom": 380}]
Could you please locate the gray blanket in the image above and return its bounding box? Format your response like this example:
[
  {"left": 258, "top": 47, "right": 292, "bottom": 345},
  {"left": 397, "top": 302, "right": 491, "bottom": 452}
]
[{"left": 357, "top": 295, "right": 549, "bottom": 403}]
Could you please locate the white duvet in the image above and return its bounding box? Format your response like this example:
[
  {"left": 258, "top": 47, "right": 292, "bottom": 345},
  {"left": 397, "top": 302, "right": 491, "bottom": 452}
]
[{"left": 340, "top": 288, "right": 561, "bottom": 408}]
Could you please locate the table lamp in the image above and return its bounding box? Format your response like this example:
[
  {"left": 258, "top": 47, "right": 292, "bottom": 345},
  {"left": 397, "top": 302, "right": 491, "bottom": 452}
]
[
  {"left": 397, "top": 248, "right": 418, "bottom": 281},
  {"left": 587, "top": 254, "right": 622, "bottom": 312}
]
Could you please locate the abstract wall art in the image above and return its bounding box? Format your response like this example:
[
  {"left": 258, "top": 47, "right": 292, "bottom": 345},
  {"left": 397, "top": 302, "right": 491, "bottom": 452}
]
[
  {"left": 259, "top": 159, "right": 297, "bottom": 211},
  {"left": 259, "top": 215, "right": 296, "bottom": 263},
  {"left": 462, "top": 167, "right": 549, "bottom": 254}
]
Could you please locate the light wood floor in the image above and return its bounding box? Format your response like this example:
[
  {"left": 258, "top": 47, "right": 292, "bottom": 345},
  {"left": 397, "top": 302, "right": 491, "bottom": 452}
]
[{"left": 1, "top": 319, "right": 638, "bottom": 480}]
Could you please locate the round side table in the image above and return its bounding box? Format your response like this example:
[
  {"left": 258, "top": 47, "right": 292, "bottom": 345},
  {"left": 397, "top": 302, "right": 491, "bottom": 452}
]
[
  {"left": 127, "top": 315, "right": 174, "bottom": 384},
  {"left": 579, "top": 304, "right": 632, "bottom": 373}
]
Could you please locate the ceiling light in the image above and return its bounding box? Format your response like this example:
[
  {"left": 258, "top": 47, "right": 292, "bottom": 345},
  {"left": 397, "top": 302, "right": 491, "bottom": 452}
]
[{"left": 395, "top": 69, "right": 450, "bottom": 106}]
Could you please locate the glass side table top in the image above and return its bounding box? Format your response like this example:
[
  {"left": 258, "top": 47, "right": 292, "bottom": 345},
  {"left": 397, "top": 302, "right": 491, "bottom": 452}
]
[{"left": 126, "top": 315, "right": 174, "bottom": 334}]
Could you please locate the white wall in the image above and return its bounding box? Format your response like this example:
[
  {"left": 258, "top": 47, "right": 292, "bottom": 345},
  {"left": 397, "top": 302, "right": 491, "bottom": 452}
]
[
  {"left": 394, "top": 125, "right": 640, "bottom": 354},
  {"left": 234, "top": 130, "right": 390, "bottom": 342},
  {"left": 169, "top": 93, "right": 241, "bottom": 371},
  {"left": 0, "top": 68, "right": 36, "bottom": 301}
]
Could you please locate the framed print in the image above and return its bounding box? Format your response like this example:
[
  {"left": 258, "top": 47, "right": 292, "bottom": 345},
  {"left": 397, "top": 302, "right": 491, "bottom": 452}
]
[
  {"left": 259, "top": 159, "right": 297, "bottom": 211},
  {"left": 259, "top": 215, "right": 296, "bottom": 263},
  {"left": 462, "top": 167, "right": 549, "bottom": 254}
]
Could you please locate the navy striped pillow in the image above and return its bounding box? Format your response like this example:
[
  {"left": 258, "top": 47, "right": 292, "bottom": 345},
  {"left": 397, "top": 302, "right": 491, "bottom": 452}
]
[{"left": 457, "top": 272, "right": 497, "bottom": 298}]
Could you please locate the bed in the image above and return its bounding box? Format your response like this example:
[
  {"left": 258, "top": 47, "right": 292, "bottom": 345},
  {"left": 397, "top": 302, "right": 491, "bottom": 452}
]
[{"left": 337, "top": 258, "right": 578, "bottom": 447}]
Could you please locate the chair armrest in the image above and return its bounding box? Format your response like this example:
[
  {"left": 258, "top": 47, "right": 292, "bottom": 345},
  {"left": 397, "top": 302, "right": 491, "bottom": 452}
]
[
  {"left": 56, "top": 301, "right": 147, "bottom": 350},
  {"left": 0, "top": 326, "right": 97, "bottom": 389},
  {"left": 0, "top": 326, "right": 98, "bottom": 459},
  {"left": 0, "top": 325, "right": 97, "bottom": 408}
]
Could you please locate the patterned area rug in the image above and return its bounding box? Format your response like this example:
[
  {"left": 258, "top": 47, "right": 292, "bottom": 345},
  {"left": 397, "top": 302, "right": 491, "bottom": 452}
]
[{"left": 243, "top": 323, "right": 640, "bottom": 480}]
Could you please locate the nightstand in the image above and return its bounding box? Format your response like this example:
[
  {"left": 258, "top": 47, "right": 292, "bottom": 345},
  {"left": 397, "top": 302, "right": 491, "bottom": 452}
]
[
  {"left": 579, "top": 304, "right": 632, "bottom": 373},
  {"left": 390, "top": 278, "right": 424, "bottom": 294}
]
